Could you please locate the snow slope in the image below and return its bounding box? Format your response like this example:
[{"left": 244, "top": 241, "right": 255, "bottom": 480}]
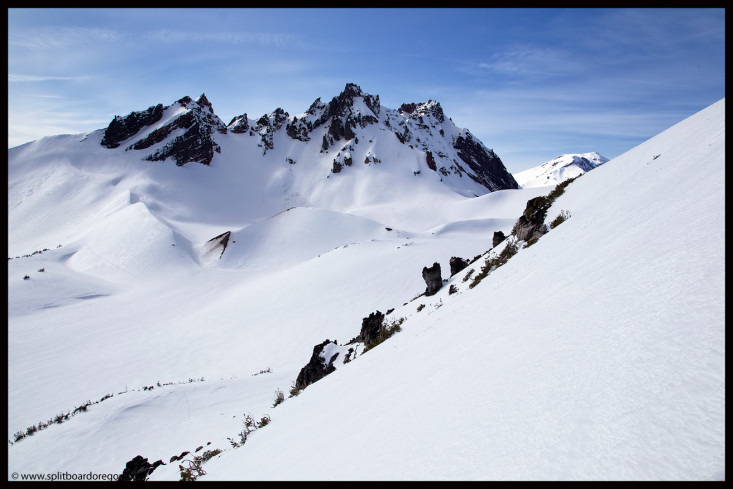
[
  {"left": 7, "top": 98, "right": 724, "bottom": 481},
  {"left": 194, "top": 99, "right": 724, "bottom": 481},
  {"left": 513, "top": 152, "right": 609, "bottom": 188}
]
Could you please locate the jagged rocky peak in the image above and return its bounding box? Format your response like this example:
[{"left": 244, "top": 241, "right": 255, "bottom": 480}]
[
  {"left": 254, "top": 107, "right": 290, "bottom": 153},
  {"left": 101, "top": 93, "right": 227, "bottom": 166},
  {"left": 95, "top": 84, "right": 519, "bottom": 194},
  {"left": 288, "top": 83, "right": 381, "bottom": 149},
  {"left": 398, "top": 99, "right": 445, "bottom": 124},
  {"left": 196, "top": 93, "right": 214, "bottom": 112},
  {"left": 329, "top": 82, "right": 380, "bottom": 118},
  {"left": 227, "top": 113, "right": 249, "bottom": 134},
  {"left": 255, "top": 107, "right": 289, "bottom": 132}
]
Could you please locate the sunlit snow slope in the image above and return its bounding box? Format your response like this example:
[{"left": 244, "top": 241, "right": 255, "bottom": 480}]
[{"left": 199, "top": 98, "right": 724, "bottom": 481}]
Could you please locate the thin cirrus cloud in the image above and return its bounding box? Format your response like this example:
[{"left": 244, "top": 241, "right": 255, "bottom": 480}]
[
  {"left": 473, "top": 46, "right": 587, "bottom": 78},
  {"left": 8, "top": 26, "right": 122, "bottom": 49},
  {"left": 9, "top": 74, "right": 89, "bottom": 83},
  {"left": 144, "top": 29, "right": 303, "bottom": 49}
]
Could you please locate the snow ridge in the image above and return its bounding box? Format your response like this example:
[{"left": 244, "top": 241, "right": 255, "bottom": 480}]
[{"left": 513, "top": 151, "right": 609, "bottom": 188}]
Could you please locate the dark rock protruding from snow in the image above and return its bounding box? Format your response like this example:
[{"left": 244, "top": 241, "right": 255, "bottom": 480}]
[
  {"left": 453, "top": 132, "right": 519, "bottom": 191},
  {"left": 293, "top": 339, "right": 338, "bottom": 392},
  {"left": 449, "top": 257, "right": 469, "bottom": 276},
  {"left": 205, "top": 230, "right": 231, "bottom": 259},
  {"left": 101, "top": 104, "right": 165, "bottom": 148},
  {"left": 422, "top": 262, "right": 443, "bottom": 296},
  {"left": 119, "top": 455, "right": 164, "bottom": 481},
  {"left": 425, "top": 150, "right": 437, "bottom": 172},
  {"left": 348, "top": 311, "right": 385, "bottom": 347},
  {"left": 493, "top": 231, "right": 506, "bottom": 248},
  {"left": 513, "top": 196, "right": 551, "bottom": 242},
  {"left": 227, "top": 113, "right": 249, "bottom": 134}
]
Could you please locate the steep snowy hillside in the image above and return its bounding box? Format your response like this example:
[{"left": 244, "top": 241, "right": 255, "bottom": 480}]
[
  {"left": 513, "top": 152, "right": 608, "bottom": 188},
  {"left": 190, "top": 99, "right": 724, "bottom": 481},
  {"left": 7, "top": 96, "right": 723, "bottom": 481}
]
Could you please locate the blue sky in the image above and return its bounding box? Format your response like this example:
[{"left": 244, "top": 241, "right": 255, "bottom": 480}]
[{"left": 8, "top": 8, "right": 725, "bottom": 173}]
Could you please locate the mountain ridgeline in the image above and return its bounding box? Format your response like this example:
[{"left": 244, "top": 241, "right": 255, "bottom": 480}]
[{"left": 98, "top": 83, "right": 519, "bottom": 195}]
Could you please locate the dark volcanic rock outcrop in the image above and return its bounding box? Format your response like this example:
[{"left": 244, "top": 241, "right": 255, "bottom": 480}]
[
  {"left": 422, "top": 262, "right": 443, "bottom": 296},
  {"left": 348, "top": 310, "right": 385, "bottom": 347},
  {"left": 513, "top": 196, "right": 552, "bottom": 242},
  {"left": 449, "top": 257, "right": 469, "bottom": 276},
  {"left": 119, "top": 455, "right": 164, "bottom": 481},
  {"left": 205, "top": 230, "right": 231, "bottom": 259},
  {"left": 293, "top": 339, "right": 339, "bottom": 392},
  {"left": 493, "top": 230, "right": 506, "bottom": 248},
  {"left": 453, "top": 132, "right": 519, "bottom": 191},
  {"left": 101, "top": 104, "right": 165, "bottom": 149}
]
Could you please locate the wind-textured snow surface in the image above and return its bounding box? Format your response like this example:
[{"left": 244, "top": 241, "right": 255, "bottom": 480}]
[{"left": 7, "top": 99, "right": 724, "bottom": 481}]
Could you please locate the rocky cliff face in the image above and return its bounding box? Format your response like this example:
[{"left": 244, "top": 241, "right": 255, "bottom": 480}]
[
  {"left": 101, "top": 104, "right": 165, "bottom": 149},
  {"left": 99, "top": 83, "right": 519, "bottom": 193},
  {"left": 101, "top": 94, "right": 227, "bottom": 166}
]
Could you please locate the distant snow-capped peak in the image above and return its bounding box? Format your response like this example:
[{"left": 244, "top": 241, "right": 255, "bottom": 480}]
[{"left": 513, "top": 152, "right": 609, "bottom": 188}]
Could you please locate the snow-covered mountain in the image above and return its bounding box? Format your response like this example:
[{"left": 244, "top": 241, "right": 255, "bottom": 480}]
[
  {"left": 7, "top": 92, "right": 724, "bottom": 481},
  {"left": 100, "top": 82, "right": 517, "bottom": 194},
  {"left": 8, "top": 84, "right": 519, "bottom": 261},
  {"left": 513, "top": 152, "right": 609, "bottom": 188}
]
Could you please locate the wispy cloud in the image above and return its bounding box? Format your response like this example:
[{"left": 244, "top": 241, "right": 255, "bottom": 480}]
[
  {"left": 9, "top": 73, "right": 88, "bottom": 83},
  {"left": 473, "top": 45, "right": 587, "bottom": 78},
  {"left": 145, "top": 29, "right": 302, "bottom": 48},
  {"left": 8, "top": 26, "right": 122, "bottom": 49}
]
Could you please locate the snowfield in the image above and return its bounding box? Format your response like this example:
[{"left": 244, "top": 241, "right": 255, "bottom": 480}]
[{"left": 7, "top": 98, "right": 724, "bottom": 480}]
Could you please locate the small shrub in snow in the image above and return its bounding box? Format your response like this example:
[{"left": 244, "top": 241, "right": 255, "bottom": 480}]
[
  {"left": 469, "top": 238, "right": 518, "bottom": 289},
  {"left": 417, "top": 304, "right": 425, "bottom": 312},
  {"left": 228, "top": 412, "right": 271, "bottom": 448},
  {"left": 546, "top": 175, "right": 579, "bottom": 202},
  {"left": 73, "top": 401, "right": 91, "bottom": 414},
  {"left": 289, "top": 380, "right": 301, "bottom": 398},
  {"left": 179, "top": 459, "right": 205, "bottom": 481},
  {"left": 272, "top": 388, "right": 285, "bottom": 408},
  {"left": 524, "top": 235, "right": 540, "bottom": 248},
  {"left": 462, "top": 269, "right": 475, "bottom": 282},
  {"left": 363, "top": 317, "right": 404, "bottom": 352},
  {"left": 179, "top": 447, "right": 224, "bottom": 479},
  {"left": 199, "top": 448, "right": 222, "bottom": 463},
  {"left": 449, "top": 284, "right": 458, "bottom": 295},
  {"left": 550, "top": 210, "right": 571, "bottom": 229}
]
